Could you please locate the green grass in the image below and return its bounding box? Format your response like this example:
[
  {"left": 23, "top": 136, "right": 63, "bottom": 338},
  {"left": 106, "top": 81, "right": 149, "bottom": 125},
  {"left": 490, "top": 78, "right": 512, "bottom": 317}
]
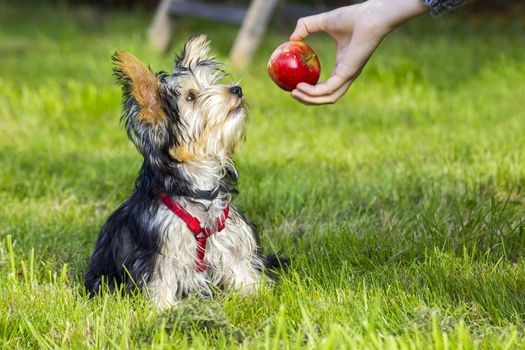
[{"left": 1, "top": 2, "right": 525, "bottom": 348}]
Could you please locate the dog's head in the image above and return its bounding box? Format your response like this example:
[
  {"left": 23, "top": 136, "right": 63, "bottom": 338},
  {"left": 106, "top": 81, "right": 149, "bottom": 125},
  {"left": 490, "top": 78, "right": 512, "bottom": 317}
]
[{"left": 113, "top": 35, "right": 246, "bottom": 168}]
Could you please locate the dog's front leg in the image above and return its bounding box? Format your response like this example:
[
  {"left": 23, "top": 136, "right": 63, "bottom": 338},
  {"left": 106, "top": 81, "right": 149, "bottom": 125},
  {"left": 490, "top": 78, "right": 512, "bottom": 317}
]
[
  {"left": 147, "top": 212, "right": 213, "bottom": 308},
  {"left": 209, "top": 217, "right": 267, "bottom": 295},
  {"left": 230, "top": 255, "right": 265, "bottom": 295}
]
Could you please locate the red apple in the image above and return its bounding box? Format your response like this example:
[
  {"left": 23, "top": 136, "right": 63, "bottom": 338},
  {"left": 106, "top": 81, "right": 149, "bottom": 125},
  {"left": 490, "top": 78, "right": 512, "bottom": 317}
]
[{"left": 267, "top": 41, "right": 321, "bottom": 91}]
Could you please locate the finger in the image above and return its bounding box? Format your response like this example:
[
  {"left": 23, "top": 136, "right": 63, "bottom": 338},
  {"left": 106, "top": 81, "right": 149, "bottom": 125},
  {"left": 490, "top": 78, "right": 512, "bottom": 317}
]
[
  {"left": 291, "top": 80, "right": 352, "bottom": 105},
  {"left": 295, "top": 73, "right": 348, "bottom": 97},
  {"left": 290, "top": 14, "right": 325, "bottom": 41}
]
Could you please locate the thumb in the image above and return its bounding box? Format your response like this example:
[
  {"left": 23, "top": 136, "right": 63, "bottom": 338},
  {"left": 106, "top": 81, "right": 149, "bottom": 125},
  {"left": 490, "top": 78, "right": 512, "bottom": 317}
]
[{"left": 290, "top": 14, "right": 325, "bottom": 41}]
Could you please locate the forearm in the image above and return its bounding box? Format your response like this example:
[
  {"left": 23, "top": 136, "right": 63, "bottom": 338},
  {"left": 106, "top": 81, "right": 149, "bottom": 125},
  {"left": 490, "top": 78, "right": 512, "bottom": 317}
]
[
  {"left": 363, "top": 0, "right": 472, "bottom": 29},
  {"left": 361, "top": 0, "right": 429, "bottom": 32}
]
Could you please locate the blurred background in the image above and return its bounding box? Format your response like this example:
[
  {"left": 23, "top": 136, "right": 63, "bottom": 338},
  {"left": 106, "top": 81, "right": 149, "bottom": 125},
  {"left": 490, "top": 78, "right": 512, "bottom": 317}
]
[
  {"left": 49, "top": 0, "right": 525, "bottom": 12},
  {"left": 1, "top": 0, "right": 525, "bottom": 270},
  {"left": 1, "top": 1, "right": 525, "bottom": 346}
]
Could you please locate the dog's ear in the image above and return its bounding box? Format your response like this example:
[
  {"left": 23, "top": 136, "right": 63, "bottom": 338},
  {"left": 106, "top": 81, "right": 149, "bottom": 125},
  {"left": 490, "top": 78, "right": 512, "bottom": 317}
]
[
  {"left": 175, "top": 35, "right": 215, "bottom": 70},
  {"left": 113, "top": 51, "right": 166, "bottom": 125}
]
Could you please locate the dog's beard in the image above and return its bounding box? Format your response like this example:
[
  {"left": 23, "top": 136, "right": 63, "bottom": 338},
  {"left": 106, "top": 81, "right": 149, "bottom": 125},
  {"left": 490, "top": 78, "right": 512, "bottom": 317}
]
[{"left": 176, "top": 86, "right": 246, "bottom": 162}]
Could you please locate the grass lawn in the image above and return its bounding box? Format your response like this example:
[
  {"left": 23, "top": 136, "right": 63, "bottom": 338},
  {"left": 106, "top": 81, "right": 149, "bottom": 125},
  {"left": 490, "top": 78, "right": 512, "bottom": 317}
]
[{"left": 1, "top": 2, "right": 525, "bottom": 348}]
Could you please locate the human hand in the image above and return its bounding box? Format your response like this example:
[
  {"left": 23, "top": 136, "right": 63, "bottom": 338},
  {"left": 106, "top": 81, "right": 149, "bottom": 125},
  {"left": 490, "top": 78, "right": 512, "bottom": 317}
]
[{"left": 290, "top": 0, "right": 428, "bottom": 105}]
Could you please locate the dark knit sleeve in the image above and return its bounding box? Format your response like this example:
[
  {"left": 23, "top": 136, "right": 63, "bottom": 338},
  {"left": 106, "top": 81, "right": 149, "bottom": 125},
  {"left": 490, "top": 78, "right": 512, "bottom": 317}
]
[{"left": 423, "top": 0, "right": 472, "bottom": 16}]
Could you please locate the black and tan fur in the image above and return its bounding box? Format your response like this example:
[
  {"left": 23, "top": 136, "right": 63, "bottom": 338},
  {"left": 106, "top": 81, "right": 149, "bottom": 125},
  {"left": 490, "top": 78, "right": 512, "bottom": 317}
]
[{"left": 85, "top": 35, "right": 280, "bottom": 307}]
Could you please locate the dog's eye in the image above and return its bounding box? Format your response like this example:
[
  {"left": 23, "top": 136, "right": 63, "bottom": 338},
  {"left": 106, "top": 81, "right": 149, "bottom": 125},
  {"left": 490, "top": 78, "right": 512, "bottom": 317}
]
[{"left": 185, "top": 92, "right": 196, "bottom": 102}]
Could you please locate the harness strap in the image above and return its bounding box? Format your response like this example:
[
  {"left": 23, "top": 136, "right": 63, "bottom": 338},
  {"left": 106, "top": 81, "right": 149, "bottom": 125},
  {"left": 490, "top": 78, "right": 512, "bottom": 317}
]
[{"left": 160, "top": 193, "right": 229, "bottom": 272}]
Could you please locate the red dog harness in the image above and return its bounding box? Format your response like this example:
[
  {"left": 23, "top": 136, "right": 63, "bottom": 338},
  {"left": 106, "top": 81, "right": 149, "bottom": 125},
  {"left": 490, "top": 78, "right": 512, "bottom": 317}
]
[{"left": 160, "top": 193, "right": 229, "bottom": 272}]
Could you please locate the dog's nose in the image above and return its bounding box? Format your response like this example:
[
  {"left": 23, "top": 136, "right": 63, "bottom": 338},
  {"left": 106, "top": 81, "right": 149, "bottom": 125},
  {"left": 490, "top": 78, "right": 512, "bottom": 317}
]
[{"left": 229, "top": 86, "right": 243, "bottom": 98}]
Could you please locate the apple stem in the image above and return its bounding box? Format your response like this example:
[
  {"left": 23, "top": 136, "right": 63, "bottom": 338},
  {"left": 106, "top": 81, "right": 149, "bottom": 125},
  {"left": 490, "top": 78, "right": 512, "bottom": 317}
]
[{"left": 305, "top": 54, "right": 315, "bottom": 63}]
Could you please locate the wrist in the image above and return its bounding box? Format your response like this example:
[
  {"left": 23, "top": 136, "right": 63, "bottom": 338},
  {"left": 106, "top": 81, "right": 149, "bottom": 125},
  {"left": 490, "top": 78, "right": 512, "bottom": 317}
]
[{"left": 364, "top": 0, "right": 429, "bottom": 31}]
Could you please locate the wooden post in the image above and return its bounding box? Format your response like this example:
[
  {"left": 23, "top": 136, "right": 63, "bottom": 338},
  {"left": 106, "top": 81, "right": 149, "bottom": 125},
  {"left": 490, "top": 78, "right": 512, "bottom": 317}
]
[
  {"left": 149, "top": 0, "right": 177, "bottom": 52},
  {"left": 229, "top": 0, "right": 279, "bottom": 69}
]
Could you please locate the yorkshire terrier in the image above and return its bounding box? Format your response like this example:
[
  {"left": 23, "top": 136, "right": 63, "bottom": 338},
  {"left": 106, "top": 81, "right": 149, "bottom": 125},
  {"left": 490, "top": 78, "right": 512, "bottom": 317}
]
[{"left": 85, "top": 35, "right": 281, "bottom": 308}]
